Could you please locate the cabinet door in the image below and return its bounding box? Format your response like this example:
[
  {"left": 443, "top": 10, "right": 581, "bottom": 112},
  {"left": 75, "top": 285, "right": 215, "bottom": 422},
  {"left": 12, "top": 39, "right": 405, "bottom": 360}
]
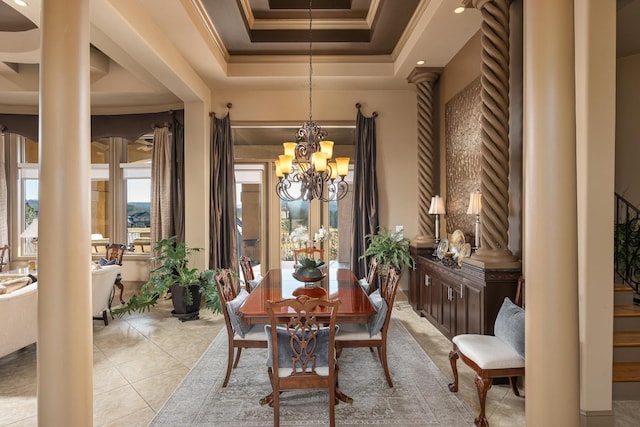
[
  {"left": 462, "top": 281, "right": 483, "bottom": 334},
  {"left": 420, "top": 271, "right": 438, "bottom": 324},
  {"left": 409, "top": 261, "right": 420, "bottom": 310},
  {"left": 454, "top": 283, "right": 466, "bottom": 336},
  {"left": 440, "top": 283, "right": 455, "bottom": 337}
]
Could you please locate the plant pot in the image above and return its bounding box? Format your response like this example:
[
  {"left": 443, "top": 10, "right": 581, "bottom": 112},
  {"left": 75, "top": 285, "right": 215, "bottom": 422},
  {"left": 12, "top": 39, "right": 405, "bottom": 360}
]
[{"left": 170, "top": 283, "right": 201, "bottom": 321}]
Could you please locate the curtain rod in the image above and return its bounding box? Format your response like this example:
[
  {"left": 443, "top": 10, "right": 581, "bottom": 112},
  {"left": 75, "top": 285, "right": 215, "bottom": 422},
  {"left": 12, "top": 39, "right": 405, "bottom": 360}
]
[
  {"left": 356, "top": 102, "right": 378, "bottom": 118},
  {"left": 210, "top": 103, "right": 232, "bottom": 117}
]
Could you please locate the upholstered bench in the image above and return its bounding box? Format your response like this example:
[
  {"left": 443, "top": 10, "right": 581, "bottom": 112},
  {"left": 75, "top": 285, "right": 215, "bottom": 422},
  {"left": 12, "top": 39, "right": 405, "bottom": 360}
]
[{"left": 447, "top": 282, "right": 525, "bottom": 427}]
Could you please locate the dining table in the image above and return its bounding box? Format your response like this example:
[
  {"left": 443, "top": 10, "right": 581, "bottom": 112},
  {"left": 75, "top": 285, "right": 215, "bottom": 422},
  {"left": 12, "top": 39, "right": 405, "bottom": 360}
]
[
  {"left": 238, "top": 267, "right": 376, "bottom": 406},
  {"left": 238, "top": 267, "right": 376, "bottom": 325}
]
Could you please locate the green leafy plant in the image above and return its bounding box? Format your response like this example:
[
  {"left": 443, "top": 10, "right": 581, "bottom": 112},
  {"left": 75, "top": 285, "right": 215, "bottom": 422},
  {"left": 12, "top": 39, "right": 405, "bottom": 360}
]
[
  {"left": 112, "top": 236, "right": 222, "bottom": 317},
  {"left": 361, "top": 227, "right": 415, "bottom": 274},
  {"left": 297, "top": 256, "right": 325, "bottom": 270},
  {"left": 615, "top": 217, "right": 640, "bottom": 284}
]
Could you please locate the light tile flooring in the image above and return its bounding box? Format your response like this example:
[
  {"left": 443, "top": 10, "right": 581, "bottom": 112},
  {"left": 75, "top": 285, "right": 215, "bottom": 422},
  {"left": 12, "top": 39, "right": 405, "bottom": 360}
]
[{"left": 0, "top": 283, "right": 635, "bottom": 426}]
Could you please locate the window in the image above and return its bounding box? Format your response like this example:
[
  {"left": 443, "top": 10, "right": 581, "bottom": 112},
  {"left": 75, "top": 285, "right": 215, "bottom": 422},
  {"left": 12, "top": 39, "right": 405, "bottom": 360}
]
[{"left": 14, "top": 135, "right": 153, "bottom": 257}]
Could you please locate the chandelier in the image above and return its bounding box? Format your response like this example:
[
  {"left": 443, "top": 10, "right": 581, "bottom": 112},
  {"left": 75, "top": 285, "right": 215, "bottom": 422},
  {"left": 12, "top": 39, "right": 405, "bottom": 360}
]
[{"left": 274, "top": 0, "right": 350, "bottom": 202}]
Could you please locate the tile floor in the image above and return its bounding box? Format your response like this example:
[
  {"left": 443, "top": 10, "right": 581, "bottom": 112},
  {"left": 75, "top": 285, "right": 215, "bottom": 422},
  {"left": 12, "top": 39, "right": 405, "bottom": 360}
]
[{"left": 0, "top": 283, "right": 635, "bottom": 426}]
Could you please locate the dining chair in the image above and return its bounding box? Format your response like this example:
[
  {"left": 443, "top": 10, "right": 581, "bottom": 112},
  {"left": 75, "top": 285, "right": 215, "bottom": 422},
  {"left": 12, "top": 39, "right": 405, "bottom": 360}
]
[
  {"left": 335, "top": 266, "right": 401, "bottom": 387},
  {"left": 263, "top": 295, "right": 341, "bottom": 427},
  {"left": 214, "top": 268, "right": 267, "bottom": 387},
  {"left": 359, "top": 258, "right": 379, "bottom": 295},
  {"left": 104, "top": 243, "right": 127, "bottom": 308},
  {"left": 292, "top": 247, "right": 325, "bottom": 264},
  {"left": 239, "top": 255, "right": 262, "bottom": 292}
]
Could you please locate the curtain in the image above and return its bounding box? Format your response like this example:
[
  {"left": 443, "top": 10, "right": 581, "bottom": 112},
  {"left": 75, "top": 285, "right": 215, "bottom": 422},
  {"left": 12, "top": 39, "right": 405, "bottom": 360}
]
[
  {"left": 210, "top": 112, "right": 238, "bottom": 272},
  {"left": 350, "top": 105, "right": 379, "bottom": 279},
  {"left": 0, "top": 135, "right": 8, "bottom": 247},
  {"left": 150, "top": 126, "right": 173, "bottom": 246},
  {"left": 170, "top": 119, "right": 185, "bottom": 243}
]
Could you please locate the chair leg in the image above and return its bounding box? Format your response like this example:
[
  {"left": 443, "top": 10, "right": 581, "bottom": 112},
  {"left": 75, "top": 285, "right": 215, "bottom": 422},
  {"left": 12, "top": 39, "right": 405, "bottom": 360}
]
[
  {"left": 271, "top": 370, "right": 280, "bottom": 427},
  {"left": 223, "top": 343, "right": 234, "bottom": 387},
  {"left": 114, "top": 275, "right": 125, "bottom": 304},
  {"left": 379, "top": 344, "right": 393, "bottom": 388},
  {"left": 509, "top": 376, "right": 520, "bottom": 397},
  {"left": 329, "top": 374, "right": 336, "bottom": 427},
  {"left": 102, "top": 310, "right": 109, "bottom": 326},
  {"left": 448, "top": 349, "right": 459, "bottom": 392},
  {"left": 233, "top": 347, "right": 243, "bottom": 368},
  {"left": 473, "top": 373, "right": 492, "bottom": 427}
]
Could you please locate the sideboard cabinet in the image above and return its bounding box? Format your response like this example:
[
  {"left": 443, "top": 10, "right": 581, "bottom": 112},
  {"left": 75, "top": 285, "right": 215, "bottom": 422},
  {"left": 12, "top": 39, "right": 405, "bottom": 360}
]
[{"left": 410, "top": 255, "right": 520, "bottom": 341}]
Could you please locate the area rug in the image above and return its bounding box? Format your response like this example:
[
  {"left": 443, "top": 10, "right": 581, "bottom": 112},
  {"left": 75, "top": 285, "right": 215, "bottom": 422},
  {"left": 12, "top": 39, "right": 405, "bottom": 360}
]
[{"left": 150, "top": 318, "right": 473, "bottom": 426}]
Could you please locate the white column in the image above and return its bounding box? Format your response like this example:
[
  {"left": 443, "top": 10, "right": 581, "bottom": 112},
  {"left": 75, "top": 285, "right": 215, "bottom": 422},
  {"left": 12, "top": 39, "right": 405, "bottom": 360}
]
[
  {"left": 575, "top": 0, "right": 616, "bottom": 423},
  {"left": 38, "top": 0, "right": 92, "bottom": 426},
  {"left": 524, "top": 0, "right": 580, "bottom": 425}
]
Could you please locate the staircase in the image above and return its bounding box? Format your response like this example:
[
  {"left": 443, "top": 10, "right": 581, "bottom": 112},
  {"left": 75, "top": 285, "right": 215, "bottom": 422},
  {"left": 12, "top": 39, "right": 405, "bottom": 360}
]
[{"left": 613, "top": 282, "right": 640, "bottom": 399}]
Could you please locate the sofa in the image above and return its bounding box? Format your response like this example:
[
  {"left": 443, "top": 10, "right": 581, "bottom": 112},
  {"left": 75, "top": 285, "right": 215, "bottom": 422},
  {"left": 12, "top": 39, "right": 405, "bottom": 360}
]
[
  {"left": 0, "top": 277, "right": 37, "bottom": 358},
  {"left": 92, "top": 264, "right": 122, "bottom": 326}
]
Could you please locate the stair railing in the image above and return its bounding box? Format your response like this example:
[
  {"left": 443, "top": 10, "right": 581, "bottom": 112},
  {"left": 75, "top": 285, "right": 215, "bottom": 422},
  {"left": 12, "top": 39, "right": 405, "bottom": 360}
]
[{"left": 615, "top": 193, "right": 640, "bottom": 296}]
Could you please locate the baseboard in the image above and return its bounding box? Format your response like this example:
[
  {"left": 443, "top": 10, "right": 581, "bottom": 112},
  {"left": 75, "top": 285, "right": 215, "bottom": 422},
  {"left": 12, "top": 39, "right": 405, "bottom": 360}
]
[{"left": 579, "top": 410, "right": 614, "bottom": 427}]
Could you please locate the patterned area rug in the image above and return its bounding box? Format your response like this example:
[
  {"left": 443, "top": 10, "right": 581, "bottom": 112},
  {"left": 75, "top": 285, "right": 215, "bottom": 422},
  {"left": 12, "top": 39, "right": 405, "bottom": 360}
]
[{"left": 150, "top": 318, "right": 473, "bottom": 426}]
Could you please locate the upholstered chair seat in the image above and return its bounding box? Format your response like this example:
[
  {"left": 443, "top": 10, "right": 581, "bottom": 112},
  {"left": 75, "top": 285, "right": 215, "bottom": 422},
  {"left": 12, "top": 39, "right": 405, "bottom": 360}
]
[{"left": 452, "top": 334, "right": 524, "bottom": 370}]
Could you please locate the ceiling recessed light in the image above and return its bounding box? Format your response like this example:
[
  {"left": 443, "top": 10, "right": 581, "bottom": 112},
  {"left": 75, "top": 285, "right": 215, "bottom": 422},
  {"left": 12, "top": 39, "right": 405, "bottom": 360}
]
[
  {"left": 14, "top": 0, "right": 28, "bottom": 6},
  {"left": 454, "top": 6, "right": 465, "bottom": 14},
  {"left": 416, "top": 60, "right": 425, "bottom": 65}
]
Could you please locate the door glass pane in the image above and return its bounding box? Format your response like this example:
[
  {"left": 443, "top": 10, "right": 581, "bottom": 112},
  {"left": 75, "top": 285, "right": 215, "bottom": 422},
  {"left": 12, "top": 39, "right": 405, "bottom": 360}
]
[
  {"left": 235, "top": 165, "right": 264, "bottom": 277},
  {"left": 281, "top": 195, "right": 309, "bottom": 269}
]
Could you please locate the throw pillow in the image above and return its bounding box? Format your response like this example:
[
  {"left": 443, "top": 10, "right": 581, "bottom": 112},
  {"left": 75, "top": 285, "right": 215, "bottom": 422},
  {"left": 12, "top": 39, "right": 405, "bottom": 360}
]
[
  {"left": 0, "top": 277, "right": 32, "bottom": 293},
  {"left": 98, "top": 257, "right": 118, "bottom": 266},
  {"left": 265, "top": 325, "right": 337, "bottom": 370},
  {"left": 225, "top": 289, "right": 251, "bottom": 338},
  {"left": 367, "top": 289, "right": 388, "bottom": 337},
  {"left": 494, "top": 297, "right": 525, "bottom": 358},
  {"left": 247, "top": 274, "right": 263, "bottom": 292},
  {"left": 359, "top": 277, "right": 370, "bottom": 294}
]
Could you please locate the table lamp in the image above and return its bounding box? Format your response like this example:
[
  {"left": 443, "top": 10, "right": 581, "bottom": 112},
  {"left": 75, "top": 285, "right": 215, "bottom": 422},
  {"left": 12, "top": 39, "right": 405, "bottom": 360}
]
[
  {"left": 467, "top": 190, "right": 482, "bottom": 250},
  {"left": 428, "top": 195, "right": 446, "bottom": 244}
]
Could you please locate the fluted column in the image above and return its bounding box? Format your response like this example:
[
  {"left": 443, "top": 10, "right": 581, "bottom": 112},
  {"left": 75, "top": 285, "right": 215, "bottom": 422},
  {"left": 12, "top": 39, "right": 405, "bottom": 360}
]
[
  {"left": 408, "top": 68, "right": 441, "bottom": 248},
  {"left": 467, "top": 0, "right": 518, "bottom": 265}
]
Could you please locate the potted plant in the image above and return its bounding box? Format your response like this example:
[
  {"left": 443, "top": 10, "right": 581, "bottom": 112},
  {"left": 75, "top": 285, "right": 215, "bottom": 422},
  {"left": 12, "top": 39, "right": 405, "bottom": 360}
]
[
  {"left": 112, "top": 236, "right": 223, "bottom": 320},
  {"left": 361, "top": 227, "right": 415, "bottom": 283}
]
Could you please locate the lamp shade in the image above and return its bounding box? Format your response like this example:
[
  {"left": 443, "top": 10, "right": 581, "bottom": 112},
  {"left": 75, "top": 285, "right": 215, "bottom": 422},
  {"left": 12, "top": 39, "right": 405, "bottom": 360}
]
[
  {"left": 428, "top": 195, "right": 446, "bottom": 215},
  {"left": 466, "top": 191, "right": 482, "bottom": 215},
  {"left": 21, "top": 218, "right": 38, "bottom": 238}
]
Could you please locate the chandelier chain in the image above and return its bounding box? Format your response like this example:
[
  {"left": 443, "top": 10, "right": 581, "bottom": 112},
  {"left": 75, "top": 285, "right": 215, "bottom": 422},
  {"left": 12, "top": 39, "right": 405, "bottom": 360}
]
[{"left": 308, "top": 0, "right": 313, "bottom": 123}]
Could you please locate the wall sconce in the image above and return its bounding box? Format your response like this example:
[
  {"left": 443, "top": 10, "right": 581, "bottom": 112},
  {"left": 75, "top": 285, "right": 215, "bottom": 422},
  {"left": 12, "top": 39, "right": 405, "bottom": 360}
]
[
  {"left": 428, "top": 195, "right": 446, "bottom": 244},
  {"left": 467, "top": 190, "right": 482, "bottom": 250}
]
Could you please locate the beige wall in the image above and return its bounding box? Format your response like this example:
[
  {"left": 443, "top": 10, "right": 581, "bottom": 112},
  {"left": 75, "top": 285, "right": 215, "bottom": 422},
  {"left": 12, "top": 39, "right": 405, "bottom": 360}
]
[
  {"left": 616, "top": 53, "right": 640, "bottom": 205},
  {"left": 437, "top": 32, "right": 483, "bottom": 237},
  {"left": 212, "top": 87, "right": 417, "bottom": 287}
]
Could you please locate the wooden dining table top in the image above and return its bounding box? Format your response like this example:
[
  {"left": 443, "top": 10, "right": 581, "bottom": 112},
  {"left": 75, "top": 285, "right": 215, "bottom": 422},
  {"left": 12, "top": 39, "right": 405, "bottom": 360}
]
[{"left": 238, "top": 268, "right": 376, "bottom": 325}]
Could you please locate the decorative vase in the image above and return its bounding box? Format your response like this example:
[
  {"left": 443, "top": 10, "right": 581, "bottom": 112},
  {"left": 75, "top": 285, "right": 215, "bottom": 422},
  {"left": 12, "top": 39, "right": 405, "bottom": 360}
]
[
  {"left": 292, "top": 267, "right": 326, "bottom": 285},
  {"left": 170, "top": 283, "right": 201, "bottom": 321}
]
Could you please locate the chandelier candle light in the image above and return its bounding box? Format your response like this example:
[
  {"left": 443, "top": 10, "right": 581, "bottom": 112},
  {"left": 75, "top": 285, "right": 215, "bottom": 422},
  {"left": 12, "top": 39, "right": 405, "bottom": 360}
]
[{"left": 274, "top": 0, "right": 350, "bottom": 202}]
